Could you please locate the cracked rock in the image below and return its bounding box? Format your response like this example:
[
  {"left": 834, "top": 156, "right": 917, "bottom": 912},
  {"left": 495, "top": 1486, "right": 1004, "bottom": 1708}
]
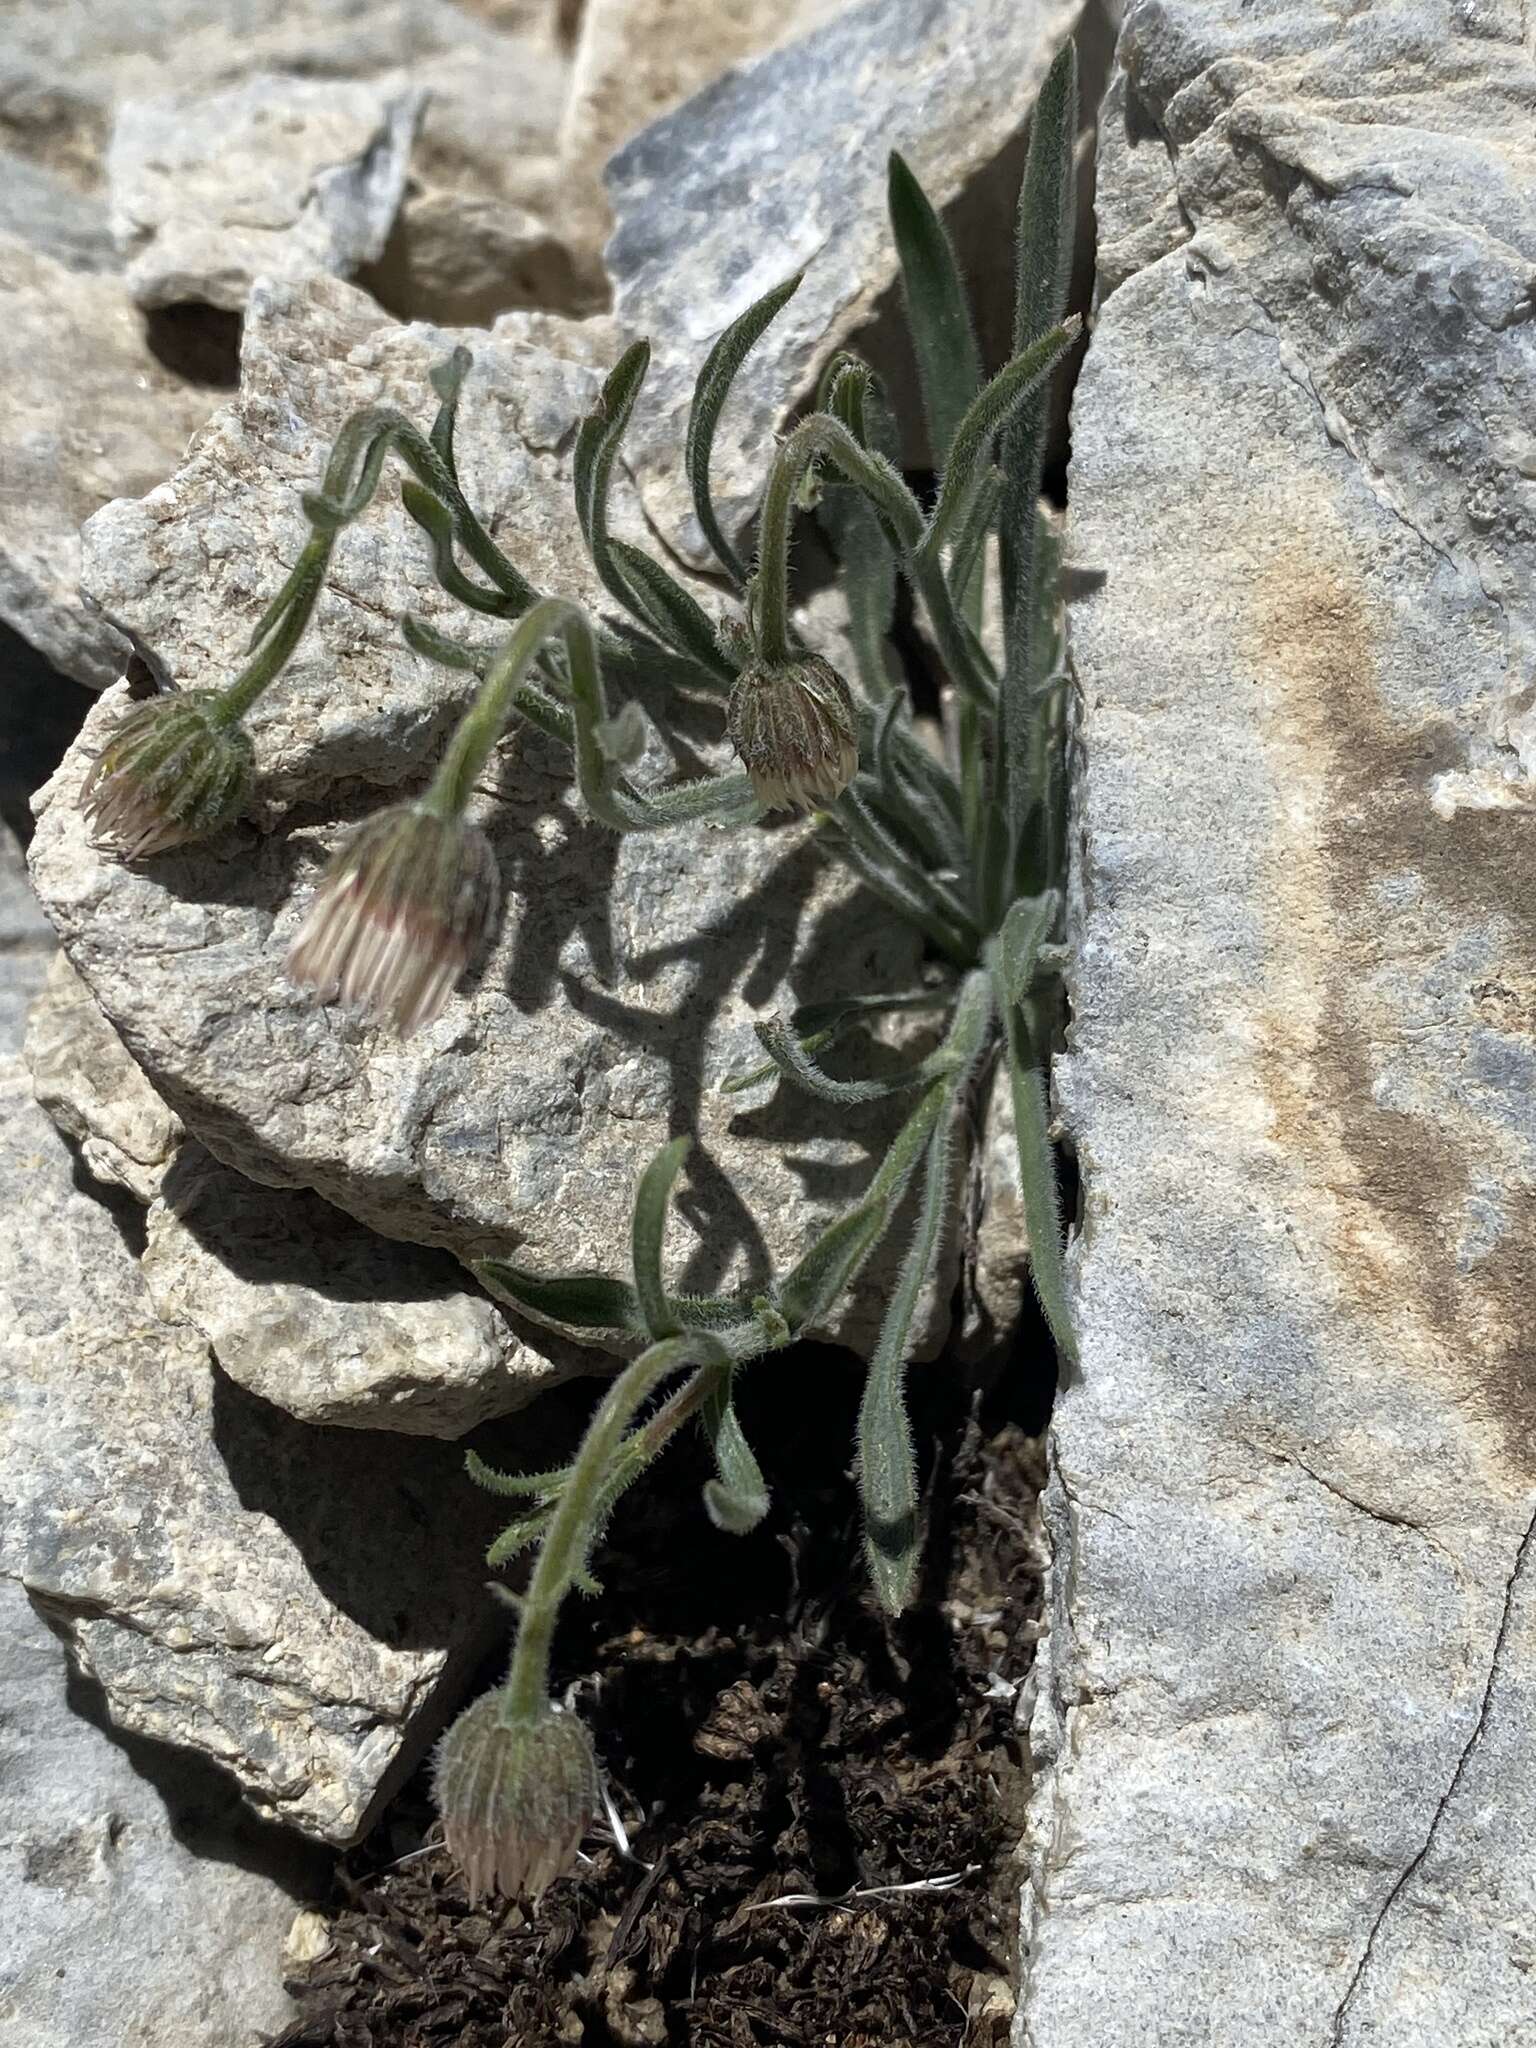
[
  {"left": 0, "top": 1576, "right": 313, "bottom": 2047},
  {"left": 108, "top": 74, "right": 424, "bottom": 312},
  {"left": 26, "top": 950, "right": 183, "bottom": 1202},
  {"left": 0, "top": 233, "right": 214, "bottom": 689},
  {"left": 0, "top": 1031, "right": 504, "bottom": 1842},
  {"left": 28, "top": 274, "right": 934, "bottom": 1359},
  {"left": 605, "top": 0, "right": 1086, "bottom": 562},
  {"left": 143, "top": 1141, "right": 591, "bottom": 1435},
  {"left": 1024, "top": 4, "right": 1536, "bottom": 2041}
]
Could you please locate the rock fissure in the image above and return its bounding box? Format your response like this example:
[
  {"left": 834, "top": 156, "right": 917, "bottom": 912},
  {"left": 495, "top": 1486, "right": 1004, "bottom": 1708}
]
[{"left": 1329, "top": 1500, "right": 1536, "bottom": 2045}]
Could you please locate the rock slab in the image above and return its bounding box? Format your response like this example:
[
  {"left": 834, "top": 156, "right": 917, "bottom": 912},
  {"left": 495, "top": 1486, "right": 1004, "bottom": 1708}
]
[
  {"left": 1024, "top": 4, "right": 1536, "bottom": 2042},
  {"left": 109, "top": 74, "right": 424, "bottom": 311},
  {"left": 0, "top": 1576, "right": 310, "bottom": 2048},
  {"left": 0, "top": 1030, "right": 503, "bottom": 1842}
]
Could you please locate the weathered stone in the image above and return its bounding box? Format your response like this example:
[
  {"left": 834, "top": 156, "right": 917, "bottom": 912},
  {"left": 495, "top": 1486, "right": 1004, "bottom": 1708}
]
[
  {"left": 0, "top": 820, "right": 55, "bottom": 1050},
  {"left": 0, "top": 233, "right": 213, "bottom": 689},
  {"left": 0, "top": 1576, "right": 314, "bottom": 2048},
  {"left": 26, "top": 950, "right": 183, "bottom": 1201},
  {"left": 29, "top": 274, "right": 930, "bottom": 1358},
  {"left": 108, "top": 75, "right": 424, "bottom": 312},
  {"left": 0, "top": 1040, "right": 504, "bottom": 1841},
  {"left": 143, "top": 1142, "right": 590, "bottom": 1434},
  {"left": 0, "top": 149, "right": 114, "bottom": 270},
  {"left": 1024, "top": 4, "right": 1536, "bottom": 2040},
  {"left": 3, "top": 0, "right": 577, "bottom": 321},
  {"left": 605, "top": 0, "right": 1085, "bottom": 562},
  {"left": 557, "top": 0, "right": 851, "bottom": 271}
]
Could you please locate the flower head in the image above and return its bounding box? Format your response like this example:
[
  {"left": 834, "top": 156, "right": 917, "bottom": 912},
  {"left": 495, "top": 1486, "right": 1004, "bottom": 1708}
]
[
  {"left": 81, "top": 691, "right": 254, "bottom": 860},
  {"left": 285, "top": 802, "right": 499, "bottom": 1037},
  {"left": 434, "top": 1691, "right": 600, "bottom": 1903},
  {"left": 726, "top": 653, "right": 858, "bottom": 811}
]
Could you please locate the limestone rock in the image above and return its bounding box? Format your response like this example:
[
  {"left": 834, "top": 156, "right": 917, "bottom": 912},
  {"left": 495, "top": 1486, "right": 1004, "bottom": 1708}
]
[
  {"left": 143, "top": 1142, "right": 590, "bottom": 1434},
  {"left": 0, "top": 150, "right": 114, "bottom": 270},
  {"left": 3, "top": 0, "right": 577, "bottom": 321},
  {"left": 29, "top": 274, "right": 929, "bottom": 1357},
  {"left": 605, "top": 0, "right": 1086, "bottom": 561},
  {"left": 0, "top": 1042, "right": 504, "bottom": 1841},
  {"left": 0, "top": 819, "right": 55, "bottom": 1049},
  {"left": 0, "top": 1576, "right": 312, "bottom": 2048},
  {"left": 0, "top": 233, "right": 213, "bottom": 689},
  {"left": 1024, "top": 4, "right": 1536, "bottom": 2040},
  {"left": 108, "top": 75, "right": 424, "bottom": 311},
  {"left": 557, "top": 0, "right": 851, "bottom": 271},
  {"left": 26, "top": 950, "right": 183, "bottom": 1202}
]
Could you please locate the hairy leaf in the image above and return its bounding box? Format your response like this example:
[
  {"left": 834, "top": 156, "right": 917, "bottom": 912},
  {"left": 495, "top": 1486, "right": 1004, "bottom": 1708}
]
[
  {"left": 887, "top": 150, "right": 982, "bottom": 462},
  {"left": 685, "top": 272, "right": 803, "bottom": 582}
]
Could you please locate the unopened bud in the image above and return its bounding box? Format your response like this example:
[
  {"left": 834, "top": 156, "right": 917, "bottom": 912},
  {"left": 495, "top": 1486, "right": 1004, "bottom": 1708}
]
[
  {"left": 81, "top": 692, "right": 253, "bottom": 860},
  {"left": 726, "top": 654, "right": 858, "bottom": 812},
  {"left": 434, "top": 1691, "right": 600, "bottom": 1903},
  {"left": 285, "top": 802, "right": 498, "bottom": 1037}
]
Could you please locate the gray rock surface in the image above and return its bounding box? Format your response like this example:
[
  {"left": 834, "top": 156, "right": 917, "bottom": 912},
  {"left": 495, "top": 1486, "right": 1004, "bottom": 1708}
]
[
  {"left": 0, "top": 822, "right": 56, "bottom": 1050},
  {"left": 0, "top": 1579, "right": 311, "bottom": 2047},
  {"left": 0, "top": 233, "right": 214, "bottom": 689},
  {"left": 30, "top": 274, "right": 930, "bottom": 1358},
  {"left": 0, "top": 151, "right": 114, "bottom": 270},
  {"left": 605, "top": 0, "right": 1085, "bottom": 561},
  {"left": 109, "top": 74, "right": 424, "bottom": 311},
  {"left": 1025, "top": 3, "right": 1536, "bottom": 2040},
  {"left": 143, "top": 1142, "right": 590, "bottom": 1434},
  {"left": 0, "top": 1030, "right": 505, "bottom": 1841},
  {"left": 26, "top": 950, "right": 184, "bottom": 1201},
  {"left": 558, "top": 0, "right": 851, "bottom": 268}
]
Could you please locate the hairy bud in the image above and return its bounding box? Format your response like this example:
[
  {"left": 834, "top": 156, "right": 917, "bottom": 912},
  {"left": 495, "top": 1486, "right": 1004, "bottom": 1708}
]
[
  {"left": 285, "top": 802, "right": 499, "bottom": 1037},
  {"left": 434, "top": 1692, "right": 600, "bottom": 1903},
  {"left": 81, "top": 692, "right": 253, "bottom": 860},
  {"left": 726, "top": 653, "right": 858, "bottom": 811}
]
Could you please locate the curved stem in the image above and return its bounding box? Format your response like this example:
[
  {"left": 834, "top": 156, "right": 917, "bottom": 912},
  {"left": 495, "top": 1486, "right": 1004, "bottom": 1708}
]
[
  {"left": 422, "top": 597, "right": 582, "bottom": 820},
  {"left": 755, "top": 415, "right": 924, "bottom": 666},
  {"left": 211, "top": 534, "right": 334, "bottom": 726},
  {"left": 503, "top": 1331, "right": 726, "bottom": 1720}
]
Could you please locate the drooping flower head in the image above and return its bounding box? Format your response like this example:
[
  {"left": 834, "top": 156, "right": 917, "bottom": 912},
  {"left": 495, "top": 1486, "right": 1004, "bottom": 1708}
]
[
  {"left": 285, "top": 801, "right": 499, "bottom": 1037},
  {"left": 81, "top": 691, "right": 254, "bottom": 860},
  {"left": 726, "top": 653, "right": 859, "bottom": 812},
  {"left": 434, "top": 1691, "right": 600, "bottom": 1903}
]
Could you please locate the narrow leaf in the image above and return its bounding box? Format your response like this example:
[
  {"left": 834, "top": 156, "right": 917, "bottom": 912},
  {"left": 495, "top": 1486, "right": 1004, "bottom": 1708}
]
[
  {"left": 887, "top": 150, "right": 983, "bottom": 462},
  {"left": 923, "top": 317, "right": 1081, "bottom": 559},
  {"left": 858, "top": 1119, "right": 950, "bottom": 1613},
  {"left": 606, "top": 539, "right": 737, "bottom": 683},
  {"left": 685, "top": 272, "right": 803, "bottom": 582},
  {"left": 427, "top": 346, "right": 472, "bottom": 470},
  {"left": 997, "top": 982, "right": 1077, "bottom": 1371},
  {"left": 1001, "top": 39, "right": 1080, "bottom": 836},
  {"left": 701, "top": 1365, "right": 770, "bottom": 1534},
  {"left": 474, "top": 1260, "right": 644, "bottom": 1331},
  {"left": 776, "top": 1200, "right": 887, "bottom": 1335},
  {"left": 998, "top": 893, "right": 1058, "bottom": 1006},
  {"left": 574, "top": 340, "right": 651, "bottom": 612},
  {"left": 754, "top": 1013, "right": 954, "bottom": 1105},
  {"left": 631, "top": 1135, "right": 691, "bottom": 1338},
  {"left": 464, "top": 1449, "right": 569, "bottom": 1499},
  {"left": 401, "top": 482, "right": 518, "bottom": 616}
]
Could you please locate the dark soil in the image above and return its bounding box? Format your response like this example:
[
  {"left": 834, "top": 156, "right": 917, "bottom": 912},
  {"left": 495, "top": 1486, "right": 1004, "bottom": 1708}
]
[{"left": 269, "top": 1338, "right": 1054, "bottom": 2048}]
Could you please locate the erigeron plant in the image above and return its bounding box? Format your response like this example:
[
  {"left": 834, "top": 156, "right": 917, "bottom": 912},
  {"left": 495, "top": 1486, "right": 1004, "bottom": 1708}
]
[{"left": 81, "top": 46, "right": 1082, "bottom": 1901}]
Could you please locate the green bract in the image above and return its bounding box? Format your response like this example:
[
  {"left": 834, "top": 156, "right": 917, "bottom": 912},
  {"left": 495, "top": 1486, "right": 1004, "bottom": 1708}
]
[{"left": 79, "top": 41, "right": 1087, "bottom": 1904}]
